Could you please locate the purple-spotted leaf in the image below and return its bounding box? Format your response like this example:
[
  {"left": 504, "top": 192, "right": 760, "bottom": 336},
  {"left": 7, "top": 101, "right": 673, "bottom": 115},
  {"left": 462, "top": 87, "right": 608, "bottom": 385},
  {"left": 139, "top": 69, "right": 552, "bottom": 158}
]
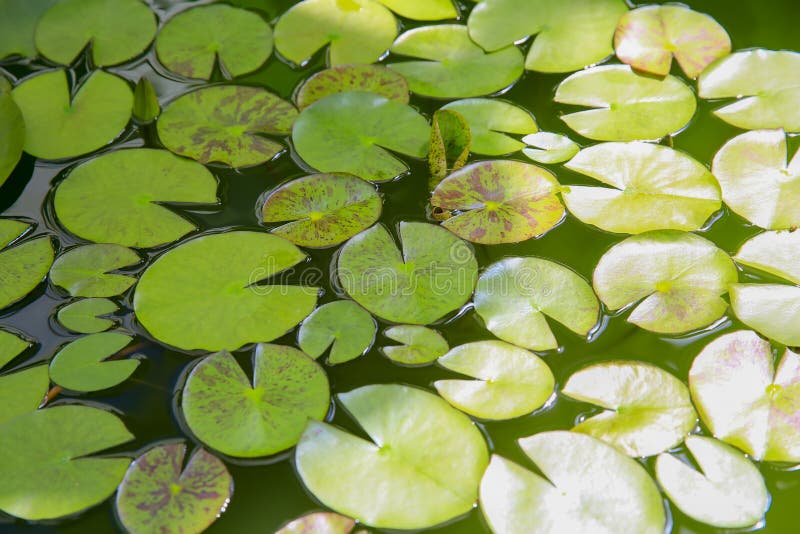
[
  {"left": 428, "top": 109, "right": 471, "bottom": 189},
  {"left": 297, "top": 300, "right": 376, "bottom": 364},
  {"left": 294, "top": 64, "right": 409, "bottom": 110},
  {"left": 277, "top": 512, "right": 356, "bottom": 534}
]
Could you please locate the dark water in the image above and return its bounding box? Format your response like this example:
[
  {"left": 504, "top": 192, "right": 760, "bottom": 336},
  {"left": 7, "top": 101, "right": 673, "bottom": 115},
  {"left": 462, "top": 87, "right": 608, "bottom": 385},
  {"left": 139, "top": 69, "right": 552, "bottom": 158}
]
[{"left": 2, "top": 0, "right": 800, "bottom": 533}]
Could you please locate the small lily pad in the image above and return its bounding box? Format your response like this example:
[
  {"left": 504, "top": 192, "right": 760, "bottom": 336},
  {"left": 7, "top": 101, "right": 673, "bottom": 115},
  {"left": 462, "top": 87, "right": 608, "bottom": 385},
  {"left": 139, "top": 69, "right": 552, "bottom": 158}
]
[
  {"left": 377, "top": 0, "right": 456, "bottom": 20},
  {"left": 555, "top": 65, "right": 696, "bottom": 141},
  {"left": 735, "top": 229, "right": 800, "bottom": 284},
  {"left": 521, "top": 132, "right": 579, "bottom": 164},
  {"left": 116, "top": 443, "right": 233, "bottom": 534},
  {"left": 181, "top": 346, "right": 329, "bottom": 458},
  {"left": 0, "top": 365, "right": 49, "bottom": 425},
  {"left": 295, "top": 384, "right": 489, "bottom": 529},
  {"left": 50, "top": 244, "right": 140, "bottom": 297},
  {"left": 729, "top": 283, "right": 800, "bottom": 349},
  {"left": 294, "top": 64, "right": 409, "bottom": 110},
  {"left": 0, "top": 0, "right": 57, "bottom": 58},
  {"left": 261, "top": 173, "right": 381, "bottom": 248},
  {"left": 441, "top": 98, "right": 537, "bottom": 156},
  {"left": 0, "top": 219, "right": 54, "bottom": 311},
  {"left": 381, "top": 325, "right": 448, "bottom": 365},
  {"left": 428, "top": 109, "right": 470, "bottom": 188},
  {"left": 57, "top": 298, "right": 118, "bottom": 334},
  {"left": 0, "top": 328, "right": 31, "bottom": 370},
  {"left": 298, "top": 300, "right": 376, "bottom": 364},
  {"left": 49, "top": 332, "right": 139, "bottom": 392},
  {"left": 132, "top": 78, "right": 160, "bottom": 123},
  {"left": 430, "top": 160, "right": 564, "bottom": 244},
  {"left": 277, "top": 512, "right": 356, "bottom": 534},
  {"left": 0, "top": 87, "right": 24, "bottom": 186}
]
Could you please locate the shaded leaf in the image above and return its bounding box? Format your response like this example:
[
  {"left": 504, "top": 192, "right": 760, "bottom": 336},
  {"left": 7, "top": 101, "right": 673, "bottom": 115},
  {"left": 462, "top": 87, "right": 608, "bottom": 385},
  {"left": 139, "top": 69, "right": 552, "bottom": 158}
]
[
  {"left": 0, "top": 327, "right": 31, "bottom": 370},
  {"left": 49, "top": 332, "right": 139, "bottom": 392},
  {"left": 381, "top": 325, "right": 448, "bottom": 365},
  {"left": 0, "top": 85, "right": 24, "bottom": 186},
  {"left": 428, "top": 109, "right": 470, "bottom": 188},
  {"left": 521, "top": 132, "right": 578, "bottom": 164},
  {"left": 57, "top": 298, "right": 118, "bottom": 334},
  {"left": 50, "top": 244, "right": 140, "bottom": 297},
  {"left": 441, "top": 98, "right": 537, "bottom": 156},
  {"left": 298, "top": 301, "right": 376, "bottom": 364},
  {"left": 277, "top": 512, "right": 356, "bottom": 534},
  {"left": 376, "top": 0, "right": 456, "bottom": 20},
  {"left": 294, "top": 64, "right": 409, "bottom": 110},
  {"left": 0, "top": 0, "right": 57, "bottom": 58},
  {"left": 0, "top": 219, "right": 54, "bottom": 311},
  {"left": 132, "top": 78, "right": 160, "bottom": 123},
  {"left": 0, "top": 365, "right": 49, "bottom": 425}
]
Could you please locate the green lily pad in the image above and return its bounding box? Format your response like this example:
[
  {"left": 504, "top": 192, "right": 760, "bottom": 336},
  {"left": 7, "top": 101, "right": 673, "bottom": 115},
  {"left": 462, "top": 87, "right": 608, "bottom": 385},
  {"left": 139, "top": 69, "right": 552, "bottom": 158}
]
[
  {"left": 158, "top": 85, "right": 297, "bottom": 168},
  {"left": 440, "top": 98, "right": 537, "bottom": 156},
  {"left": 0, "top": 328, "right": 31, "bottom": 370},
  {"left": 50, "top": 244, "right": 140, "bottom": 297},
  {"left": 614, "top": 5, "right": 731, "bottom": 79},
  {"left": 656, "top": 435, "right": 769, "bottom": 528},
  {"left": 274, "top": 0, "right": 397, "bottom": 67},
  {"left": 381, "top": 325, "right": 448, "bottom": 365},
  {"left": 428, "top": 109, "right": 470, "bottom": 188},
  {"left": 0, "top": 365, "right": 49, "bottom": 425},
  {"left": 181, "top": 346, "right": 329, "bottom": 458},
  {"left": 277, "top": 512, "right": 356, "bottom": 534},
  {"left": 563, "top": 361, "right": 697, "bottom": 457},
  {"left": 377, "top": 0, "right": 456, "bottom": 20},
  {"left": 116, "top": 443, "right": 233, "bottom": 534},
  {"left": 292, "top": 91, "right": 429, "bottom": 182},
  {"left": 35, "top": 0, "right": 156, "bottom": 66},
  {"left": 555, "top": 65, "right": 696, "bottom": 141},
  {"left": 468, "top": 0, "right": 628, "bottom": 73},
  {"left": 57, "top": 298, "right": 118, "bottom": 334},
  {"left": 0, "top": 87, "right": 24, "bottom": 187},
  {"left": 261, "top": 173, "right": 382, "bottom": 248},
  {"left": 388, "top": 25, "right": 523, "bottom": 98},
  {"left": 480, "top": 431, "right": 665, "bottom": 534},
  {"left": 54, "top": 148, "right": 219, "bottom": 248},
  {"left": 689, "top": 330, "right": 800, "bottom": 462},
  {"left": 711, "top": 129, "right": 800, "bottom": 229},
  {"left": 134, "top": 231, "right": 318, "bottom": 351},
  {"left": 521, "top": 132, "right": 579, "bottom": 164},
  {"left": 735, "top": 229, "right": 800, "bottom": 284},
  {"left": 293, "top": 64, "right": 409, "bottom": 110},
  {"left": 0, "top": 405, "right": 133, "bottom": 520},
  {"left": 337, "top": 222, "right": 477, "bottom": 324},
  {"left": 298, "top": 300, "right": 376, "bottom": 364},
  {"left": 430, "top": 160, "right": 564, "bottom": 244},
  {"left": 434, "top": 340, "right": 554, "bottom": 420},
  {"left": 49, "top": 332, "right": 139, "bottom": 392},
  {"left": 295, "top": 384, "right": 489, "bottom": 529},
  {"left": 156, "top": 4, "right": 272, "bottom": 80},
  {"left": 593, "top": 231, "right": 737, "bottom": 334},
  {"left": 698, "top": 49, "right": 800, "bottom": 132},
  {"left": 474, "top": 257, "right": 599, "bottom": 351},
  {"left": 0, "top": 0, "right": 57, "bottom": 58},
  {"left": 12, "top": 69, "right": 133, "bottom": 160},
  {"left": 563, "top": 142, "right": 721, "bottom": 233},
  {"left": 729, "top": 283, "right": 800, "bottom": 346},
  {"left": 132, "top": 77, "right": 160, "bottom": 123},
  {"left": 0, "top": 220, "right": 54, "bottom": 311}
]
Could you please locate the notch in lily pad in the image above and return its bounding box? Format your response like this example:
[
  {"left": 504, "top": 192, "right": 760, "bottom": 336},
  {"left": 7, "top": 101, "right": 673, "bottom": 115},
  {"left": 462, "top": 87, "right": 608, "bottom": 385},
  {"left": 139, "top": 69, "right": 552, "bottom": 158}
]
[
  {"left": 50, "top": 244, "right": 140, "bottom": 297},
  {"left": 297, "top": 300, "right": 376, "bottom": 365},
  {"left": 441, "top": 98, "right": 538, "bottom": 156},
  {"left": 57, "top": 298, "right": 118, "bottom": 334},
  {"left": 293, "top": 64, "right": 409, "bottom": 110},
  {"left": 521, "top": 132, "right": 578, "bottom": 165},
  {"left": 381, "top": 325, "right": 448, "bottom": 365},
  {"left": 0, "top": 218, "right": 54, "bottom": 311},
  {"left": 49, "top": 332, "right": 140, "bottom": 392}
]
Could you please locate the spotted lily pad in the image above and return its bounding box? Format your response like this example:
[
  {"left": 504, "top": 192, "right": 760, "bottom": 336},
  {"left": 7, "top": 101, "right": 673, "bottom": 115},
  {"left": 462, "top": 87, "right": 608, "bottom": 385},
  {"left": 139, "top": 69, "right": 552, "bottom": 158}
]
[
  {"left": 0, "top": 328, "right": 31, "bottom": 370},
  {"left": 337, "top": 222, "right": 477, "bottom": 324},
  {"left": 294, "top": 64, "right": 409, "bottom": 110},
  {"left": 116, "top": 443, "right": 233, "bottom": 534},
  {"left": 593, "top": 231, "right": 737, "bottom": 334},
  {"left": 277, "top": 512, "right": 356, "bottom": 534},
  {"left": 430, "top": 160, "right": 564, "bottom": 244},
  {"left": 49, "top": 332, "right": 139, "bottom": 392},
  {"left": 689, "top": 330, "right": 800, "bottom": 462},
  {"left": 295, "top": 384, "right": 489, "bottom": 529},
  {"left": 0, "top": 86, "right": 24, "bottom": 186},
  {"left": 57, "top": 298, "right": 118, "bottom": 334},
  {"left": 563, "top": 142, "right": 721, "bottom": 233},
  {"left": 521, "top": 132, "right": 579, "bottom": 164},
  {"left": 261, "top": 173, "right": 381, "bottom": 248},
  {"left": 298, "top": 300, "right": 376, "bottom": 364},
  {"left": 555, "top": 65, "right": 696, "bottom": 141},
  {"left": 377, "top": 0, "right": 456, "bottom": 20},
  {"left": 134, "top": 231, "right": 318, "bottom": 351},
  {"left": 428, "top": 109, "right": 470, "bottom": 188},
  {"left": 440, "top": 98, "right": 537, "bottom": 156},
  {"left": 0, "top": 219, "right": 54, "bottom": 310},
  {"left": 0, "top": 0, "right": 57, "bottom": 58},
  {"left": 474, "top": 257, "right": 599, "bottom": 351},
  {"left": 381, "top": 325, "right": 448, "bottom": 365},
  {"left": 50, "top": 244, "right": 140, "bottom": 297},
  {"left": 0, "top": 365, "right": 49, "bottom": 425},
  {"left": 181, "top": 346, "right": 329, "bottom": 458}
]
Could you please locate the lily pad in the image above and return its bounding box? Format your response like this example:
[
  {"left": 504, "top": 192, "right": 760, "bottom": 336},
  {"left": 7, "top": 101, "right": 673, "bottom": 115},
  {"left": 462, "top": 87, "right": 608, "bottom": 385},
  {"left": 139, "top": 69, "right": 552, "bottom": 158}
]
[
  {"left": 0, "top": 87, "right": 24, "bottom": 186},
  {"left": 0, "top": 0, "right": 57, "bottom": 58},
  {"left": 388, "top": 25, "right": 523, "bottom": 98},
  {"left": 181, "top": 346, "right": 329, "bottom": 458},
  {"left": 277, "top": 512, "right": 356, "bottom": 534},
  {"left": 479, "top": 431, "right": 665, "bottom": 534},
  {"left": 274, "top": 0, "right": 397, "bottom": 67},
  {"left": 593, "top": 231, "right": 737, "bottom": 334},
  {"left": 134, "top": 231, "right": 318, "bottom": 351},
  {"left": 614, "top": 5, "right": 731, "bottom": 79},
  {"left": 562, "top": 142, "right": 721, "bottom": 233},
  {"left": 0, "top": 328, "right": 31, "bottom": 370},
  {"left": 156, "top": 4, "right": 272, "bottom": 80},
  {"left": 428, "top": 109, "right": 470, "bottom": 188},
  {"left": 57, "top": 298, "right": 118, "bottom": 334},
  {"left": 0, "top": 219, "right": 54, "bottom": 311},
  {"left": 735, "top": 229, "right": 800, "bottom": 284},
  {"left": 54, "top": 148, "right": 219, "bottom": 249},
  {"left": 35, "top": 0, "right": 156, "bottom": 66},
  {"left": 468, "top": 0, "right": 628, "bottom": 73},
  {"left": 158, "top": 85, "right": 297, "bottom": 168},
  {"left": 298, "top": 300, "right": 376, "bottom": 364},
  {"left": 440, "top": 98, "right": 537, "bottom": 156},
  {"left": 0, "top": 405, "right": 133, "bottom": 520},
  {"left": 377, "top": 0, "right": 456, "bottom": 20},
  {"left": 554, "top": 65, "right": 696, "bottom": 141},
  {"left": 474, "top": 257, "right": 599, "bottom": 351},
  {"left": 434, "top": 340, "right": 554, "bottom": 420},
  {"left": 689, "top": 330, "right": 800, "bottom": 462},
  {"left": 337, "top": 222, "right": 477, "bottom": 324},
  {"left": 132, "top": 78, "right": 160, "bottom": 123},
  {"left": 521, "top": 132, "right": 579, "bottom": 165},
  {"left": 292, "top": 91, "right": 429, "bottom": 182},
  {"left": 261, "top": 173, "right": 382, "bottom": 248},
  {"left": 381, "top": 325, "right": 448, "bottom": 365},
  {"left": 49, "top": 332, "right": 139, "bottom": 392},
  {"left": 295, "top": 384, "right": 489, "bottom": 529},
  {"left": 730, "top": 283, "right": 800, "bottom": 347},
  {"left": 698, "top": 49, "right": 800, "bottom": 132},
  {"left": 116, "top": 443, "right": 233, "bottom": 534},
  {"left": 12, "top": 69, "right": 133, "bottom": 160},
  {"left": 50, "top": 244, "right": 140, "bottom": 297},
  {"left": 430, "top": 160, "right": 564, "bottom": 244},
  {"left": 656, "top": 435, "right": 769, "bottom": 528},
  {"left": 562, "top": 361, "right": 697, "bottom": 457},
  {"left": 0, "top": 365, "right": 49, "bottom": 425},
  {"left": 294, "top": 64, "right": 409, "bottom": 110}
]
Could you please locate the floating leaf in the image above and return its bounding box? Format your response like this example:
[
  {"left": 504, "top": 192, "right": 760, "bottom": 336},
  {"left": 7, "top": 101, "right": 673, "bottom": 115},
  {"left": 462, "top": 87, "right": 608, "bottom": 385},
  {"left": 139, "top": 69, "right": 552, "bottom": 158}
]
[
  {"left": 294, "top": 64, "right": 409, "bottom": 110},
  {"left": 656, "top": 435, "right": 769, "bottom": 528},
  {"left": 337, "top": 222, "right": 477, "bottom": 324},
  {"left": 277, "top": 512, "right": 356, "bottom": 534},
  {"left": 0, "top": 219, "right": 54, "bottom": 311},
  {"left": 0, "top": 0, "right": 57, "bottom": 58},
  {"left": 381, "top": 325, "right": 448, "bottom": 365},
  {"left": 132, "top": 78, "right": 159, "bottom": 123},
  {"left": 593, "top": 231, "right": 737, "bottom": 333},
  {"left": 261, "top": 173, "right": 381, "bottom": 248},
  {"left": 134, "top": 231, "right": 318, "bottom": 351},
  {"left": 440, "top": 98, "right": 537, "bottom": 156},
  {"left": 376, "top": 0, "right": 456, "bottom": 20},
  {"left": 689, "top": 330, "right": 800, "bottom": 462},
  {"left": 181, "top": 346, "right": 329, "bottom": 458},
  {"left": 0, "top": 405, "right": 133, "bottom": 520},
  {"left": 555, "top": 65, "right": 696, "bottom": 141},
  {"left": 474, "top": 257, "right": 599, "bottom": 351},
  {"left": 428, "top": 109, "right": 470, "bottom": 188},
  {"left": 292, "top": 91, "right": 429, "bottom": 182},
  {"left": 158, "top": 85, "right": 297, "bottom": 168},
  {"left": 563, "top": 142, "right": 721, "bottom": 233},
  {"left": 54, "top": 148, "right": 219, "bottom": 249},
  {"left": 0, "top": 365, "right": 48, "bottom": 425},
  {"left": 730, "top": 282, "right": 800, "bottom": 349},
  {"left": 430, "top": 160, "right": 564, "bottom": 244},
  {"left": 50, "top": 244, "right": 140, "bottom": 297},
  {"left": 298, "top": 300, "right": 376, "bottom": 364},
  {"left": 468, "top": 0, "right": 628, "bottom": 73},
  {"left": 116, "top": 443, "right": 233, "bottom": 534},
  {"left": 480, "top": 431, "right": 665, "bottom": 533},
  {"left": 49, "top": 332, "right": 139, "bottom": 392},
  {"left": 57, "top": 298, "right": 118, "bottom": 334},
  {"left": 521, "top": 132, "right": 578, "bottom": 164},
  {"left": 0, "top": 328, "right": 31, "bottom": 370},
  {"left": 0, "top": 87, "right": 24, "bottom": 186},
  {"left": 295, "top": 384, "right": 488, "bottom": 529},
  {"left": 388, "top": 25, "right": 523, "bottom": 98},
  {"left": 735, "top": 229, "right": 800, "bottom": 284}
]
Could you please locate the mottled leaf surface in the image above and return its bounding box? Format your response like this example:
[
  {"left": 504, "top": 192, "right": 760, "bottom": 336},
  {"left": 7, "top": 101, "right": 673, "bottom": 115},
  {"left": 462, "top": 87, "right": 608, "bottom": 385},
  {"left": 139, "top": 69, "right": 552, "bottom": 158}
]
[
  {"left": 0, "top": 220, "right": 54, "bottom": 310},
  {"left": 57, "top": 298, "right": 117, "bottom": 334},
  {"left": 294, "top": 64, "right": 409, "bottom": 110},
  {"left": 277, "top": 512, "right": 356, "bottom": 534},
  {"left": 441, "top": 98, "right": 537, "bottom": 156},
  {"left": 428, "top": 109, "right": 470, "bottom": 188},
  {"left": 49, "top": 332, "right": 139, "bottom": 392},
  {"left": 0, "top": 0, "right": 57, "bottom": 58},
  {"left": 381, "top": 325, "right": 448, "bottom": 365},
  {"left": 521, "top": 132, "right": 578, "bottom": 165},
  {"left": 0, "top": 327, "right": 31, "bottom": 370},
  {"left": 377, "top": 0, "right": 456, "bottom": 20},
  {"left": 735, "top": 229, "right": 800, "bottom": 284},
  {"left": 0, "top": 365, "right": 49, "bottom": 425},
  {"left": 50, "top": 244, "right": 140, "bottom": 297},
  {"left": 298, "top": 300, "right": 376, "bottom": 364},
  {"left": 0, "top": 87, "right": 24, "bottom": 186}
]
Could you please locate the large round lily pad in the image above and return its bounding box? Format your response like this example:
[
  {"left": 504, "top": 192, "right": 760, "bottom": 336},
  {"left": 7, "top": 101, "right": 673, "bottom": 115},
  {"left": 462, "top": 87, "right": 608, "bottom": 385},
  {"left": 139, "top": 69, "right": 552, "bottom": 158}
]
[
  {"left": 49, "top": 332, "right": 139, "bottom": 392},
  {"left": 57, "top": 298, "right": 118, "bottom": 334},
  {"left": 50, "top": 244, "right": 140, "bottom": 297},
  {"left": 0, "top": 364, "right": 49, "bottom": 425},
  {"left": 0, "top": 219, "right": 54, "bottom": 311},
  {"left": 0, "top": 86, "right": 24, "bottom": 186},
  {"left": 293, "top": 64, "right": 409, "bottom": 110},
  {"left": 298, "top": 300, "right": 376, "bottom": 364},
  {"left": 440, "top": 98, "right": 538, "bottom": 156},
  {"left": 0, "top": 0, "right": 57, "bottom": 59},
  {"left": 381, "top": 325, "right": 448, "bottom": 365}
]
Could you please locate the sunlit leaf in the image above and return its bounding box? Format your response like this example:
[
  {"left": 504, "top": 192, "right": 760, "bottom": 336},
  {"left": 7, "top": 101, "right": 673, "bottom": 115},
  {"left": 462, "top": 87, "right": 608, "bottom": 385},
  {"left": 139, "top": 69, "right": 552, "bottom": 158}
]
[
  {"left": 0, "top": 327, "right": 31, "bottom": 370},
  {"left": 376, "top": 0, "right": 456, "bottom": 20},
  {"left": 735, "top": 229, "right": 800, "bottom": 284},
  {"left": 294, "top": 64, "right": 409, "bottom": 110},
  {"left": 0, "top": 85, "right": 24, "bottom": 186},
  {"left": 0, "top": 365, "right": 48, "bottom": 425},
  {"left": 0, "top": 219, "right": 54, "bottom": 311},
  {"left": 441, "top": 98, "right": 537, "bottom": 156},
  {"left": 428, "top": 109, "right": 470, "bottom": 188},
  {"left": 521, "top": 132, "right": 578, "bottom": 164},
  {"left": 381, "top": 325, "right": 448, "bottom": 365},
  {"left": 277, "top": 512, "right": 356, "bottom": 534},
  {"left": 49, "top": 332, "right": 139, "bottom": 392},
  {"left": 50, "top": 244, "right": 139, "bottom": 297},
  {"left": 729, "top": 283, "right": 800, "bottom": 347},
  {"left": 57, "top": 298, "right": 118, "bottom": 334},
  {"left": 298, "top": 300, "right": 376, "bottom": 364},
  {"left": 0, "top": 0, "right": 57, "bottom": 58}
]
